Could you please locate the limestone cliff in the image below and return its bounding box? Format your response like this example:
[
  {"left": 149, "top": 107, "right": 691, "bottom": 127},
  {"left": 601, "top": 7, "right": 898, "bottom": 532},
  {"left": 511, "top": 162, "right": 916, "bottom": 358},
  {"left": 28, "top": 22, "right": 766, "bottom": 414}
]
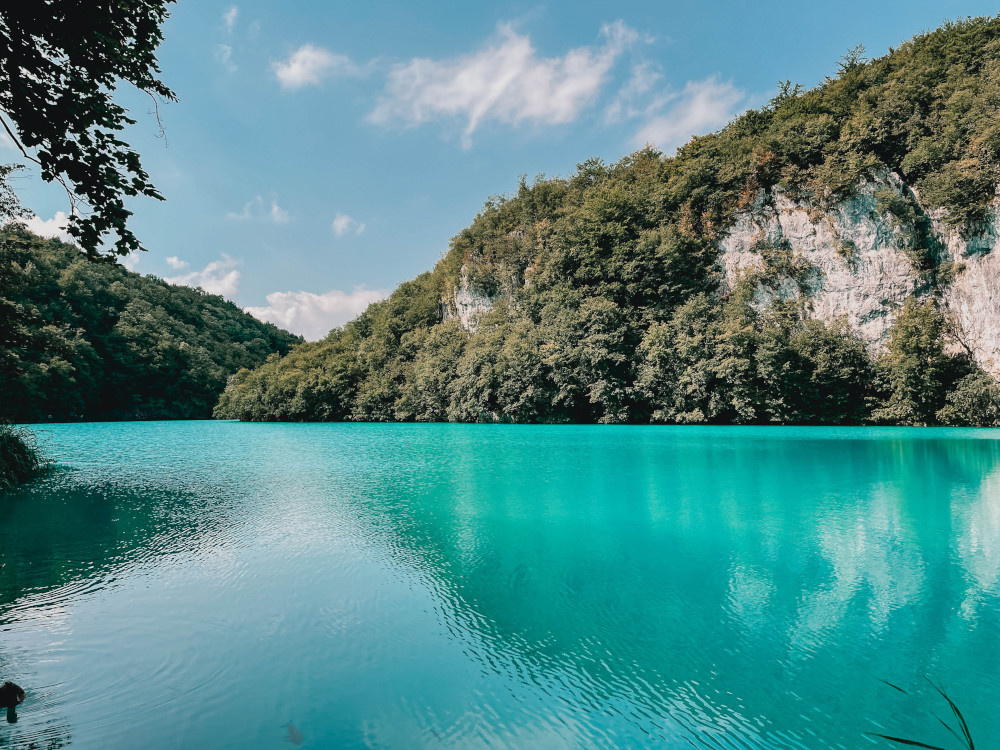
[
  {"left": 717, "top": 172, "right": 1000, "bottom": 377},
  {"left": 441, "top": 267, "right": 496, "bottom": 331}
]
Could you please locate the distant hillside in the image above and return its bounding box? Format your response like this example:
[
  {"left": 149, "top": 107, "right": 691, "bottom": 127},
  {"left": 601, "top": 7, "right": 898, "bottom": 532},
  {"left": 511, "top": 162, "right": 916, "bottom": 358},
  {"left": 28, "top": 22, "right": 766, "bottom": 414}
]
[
  {"left": 0, "top": 226, "right": 301, "bottom": 421},
  {"left": 216, "top": 16, "right": 1000, "bottom": 426}
]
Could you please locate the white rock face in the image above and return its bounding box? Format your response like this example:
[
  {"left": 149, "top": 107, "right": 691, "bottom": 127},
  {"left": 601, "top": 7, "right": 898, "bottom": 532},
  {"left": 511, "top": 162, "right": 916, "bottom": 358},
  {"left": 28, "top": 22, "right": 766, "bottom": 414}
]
[
  {"left": 442, "top": 268, "right": 495, "bottom": 332},
  {"left": 718, "top": 175, "right": 920, "bottom": 346},
  {"left": 933, "top": 206, "right": 1000, "bottom": 376},
  {"left": 718, "top": 173, "right": 1000, "bottom": 377}
]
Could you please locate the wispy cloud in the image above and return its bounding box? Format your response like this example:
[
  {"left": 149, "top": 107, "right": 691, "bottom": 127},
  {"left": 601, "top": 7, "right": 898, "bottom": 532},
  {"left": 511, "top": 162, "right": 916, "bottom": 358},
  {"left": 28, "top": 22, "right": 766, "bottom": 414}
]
[
  {"left": 226, "top": 195, "right": 291, "bottom": 224},
  {"left": 630, "top": 75, "right": 746, "bottom": 153},
  {"left": 332, "top": 212, "right": 365, "bottom": 237},
  {"left": 273, "top": 44, "right": 357, "bottom": 90},
  {"left": 604, "top": 62, "right": 668, "bottom": 124},
  {"left": 246, "top": 287, "right": 386, "bottom": 340},
  {"left": 165, "top": 256, "right": 189, "bottom": 270},
  {"left": 165, "top": 254, "right": 241, "bottom": 298},
  {"left": 216, "top": 44, "right": 237, "bottom": 72},
  {"left": 369, "top": 21, "right": 638, "bottom": 147},
  {"left": 223, "top": 5, "right": 238, "bottom": 31}
]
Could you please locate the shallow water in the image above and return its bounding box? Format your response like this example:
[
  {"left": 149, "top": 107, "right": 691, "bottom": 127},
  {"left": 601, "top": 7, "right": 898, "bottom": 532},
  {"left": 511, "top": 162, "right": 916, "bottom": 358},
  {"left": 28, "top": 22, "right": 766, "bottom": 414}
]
[{"left": 1, "top": 422, "right": 999, "bottom": 749}]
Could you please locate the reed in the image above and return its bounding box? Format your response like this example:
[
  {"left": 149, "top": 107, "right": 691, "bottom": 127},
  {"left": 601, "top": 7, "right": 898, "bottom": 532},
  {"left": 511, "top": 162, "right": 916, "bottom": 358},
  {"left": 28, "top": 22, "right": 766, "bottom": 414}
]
[{"left": 868, "top": 679, "right": 975, "bottom": 750}]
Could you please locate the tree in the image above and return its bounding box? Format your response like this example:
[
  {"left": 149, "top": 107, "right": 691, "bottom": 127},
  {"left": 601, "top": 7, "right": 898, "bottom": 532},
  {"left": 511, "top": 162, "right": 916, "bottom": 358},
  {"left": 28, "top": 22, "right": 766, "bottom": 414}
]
[
  {"left": 937, "top": 371, "right": 1000, "bottom": 427},
  {"left": 0, "top": 1, "right": 176, "bottom": 256},
  {"left": 872, "top": 299, "right": 969, "bottom": 426}
]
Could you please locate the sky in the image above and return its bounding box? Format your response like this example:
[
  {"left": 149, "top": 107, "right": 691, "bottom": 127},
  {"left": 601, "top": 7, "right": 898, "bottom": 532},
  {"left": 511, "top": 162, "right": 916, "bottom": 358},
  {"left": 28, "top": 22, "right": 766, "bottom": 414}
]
[{"left": 6, "top": 0, "right": 1000, "bottom": 340}]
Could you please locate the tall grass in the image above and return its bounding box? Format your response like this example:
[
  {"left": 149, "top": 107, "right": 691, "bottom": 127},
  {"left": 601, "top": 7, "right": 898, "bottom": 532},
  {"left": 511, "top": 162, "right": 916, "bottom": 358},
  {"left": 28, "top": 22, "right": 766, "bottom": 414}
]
[
  {"left": 0, "top": 422, "right": 47, "bottom": 489},
  {"left": 868, "top": 679, "right": 975, "bottom": 749}
]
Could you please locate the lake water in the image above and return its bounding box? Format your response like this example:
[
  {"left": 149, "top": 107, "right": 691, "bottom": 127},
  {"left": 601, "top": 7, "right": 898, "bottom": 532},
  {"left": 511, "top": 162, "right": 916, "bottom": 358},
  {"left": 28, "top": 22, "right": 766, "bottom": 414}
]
[{"left": 1, "top": 423, "right": 999, "bottom": 749}]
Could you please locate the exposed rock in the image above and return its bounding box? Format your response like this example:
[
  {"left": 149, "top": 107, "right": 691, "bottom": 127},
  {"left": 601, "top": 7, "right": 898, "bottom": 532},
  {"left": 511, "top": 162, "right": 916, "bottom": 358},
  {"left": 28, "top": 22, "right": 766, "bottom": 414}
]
[
  {"left": 718, "top": 174, "right": 920, "bottom": 346},
  {"left": 935, "top": 206, "right": 1000, "bottom": 376},
  {"left": 717, "top": 173, "right": 1000, "bottom": 377},
  {"left": 442, "top": 267, "right": 496, "bottom": 332}
]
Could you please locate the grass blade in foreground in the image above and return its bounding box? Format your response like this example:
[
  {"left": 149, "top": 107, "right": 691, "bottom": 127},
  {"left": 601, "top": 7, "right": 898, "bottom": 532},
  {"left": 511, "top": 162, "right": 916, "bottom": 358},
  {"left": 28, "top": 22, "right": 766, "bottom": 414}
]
[{"left": 867, "top": 679, "right": 974, "bottom": 750}]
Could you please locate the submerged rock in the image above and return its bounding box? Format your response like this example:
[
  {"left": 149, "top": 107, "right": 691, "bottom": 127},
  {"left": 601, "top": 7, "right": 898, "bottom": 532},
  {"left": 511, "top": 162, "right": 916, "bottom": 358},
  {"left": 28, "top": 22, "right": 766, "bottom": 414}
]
[{"left": 284, "top": 721, "right": 303, "bottom": 745}]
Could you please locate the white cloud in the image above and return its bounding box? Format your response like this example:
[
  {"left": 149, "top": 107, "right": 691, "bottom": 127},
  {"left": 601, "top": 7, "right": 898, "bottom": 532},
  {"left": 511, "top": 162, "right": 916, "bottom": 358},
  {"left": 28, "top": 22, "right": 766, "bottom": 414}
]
[
  {"left": 22, "top": 211, "right": 76, "bottom": 245},
  {"left": 165, "top": 254, "right": 241, "bottom": 298},
  {"left": 273, "top": 44, "right": 357, "bottom": 90},
  {"left": 332, "top": 212, "right": 365, "bottom": 237},
  {"left": 216, "top": 44, "right": 237, "bottom": 72},
  {"left": 632, "top": 76, "right": 746, "bottom": 153},
  {"left": 165, "top": 255, "right": 189, "bottom": 270},
  {"left": 0, "top": 128, "right": 14, "bottom": 150},
  {"left": 223, "top": 5, "right": 238, "bottom": 31},
  {"left": 369, "top": 20, "right": 638, "bottom": 146},
  {"left": 121, "top": 254, "right": 141, "bottom": 271},
  {"left": 605, "top": 62, "right": 668, "bottom": 124},
  {"left": 246, "top": 287, "right": 387, "bottom": 340},
  {"left": 226, "top": 195, "right": 291, "bottom": 224}
]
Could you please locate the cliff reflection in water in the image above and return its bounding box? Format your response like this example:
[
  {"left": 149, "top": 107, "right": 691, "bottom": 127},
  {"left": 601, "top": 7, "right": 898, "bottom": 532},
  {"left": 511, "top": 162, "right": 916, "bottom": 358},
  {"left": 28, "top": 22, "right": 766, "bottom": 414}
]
[{"left": 334, "top": 428, "right": 1000, "bottom": 749}]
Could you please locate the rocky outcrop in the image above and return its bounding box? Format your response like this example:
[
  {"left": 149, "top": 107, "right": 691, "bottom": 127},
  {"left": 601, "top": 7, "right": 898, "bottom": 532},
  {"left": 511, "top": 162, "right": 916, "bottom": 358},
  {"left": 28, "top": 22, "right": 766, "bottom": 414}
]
[
  {"left": 717, "top": 172, "right": 1000, "bottom": 377},
  {"left": 718, "top": 174, "right": 921, "bottom": 346},
  {"left": 442, "top": 268, "right": 496, "bottom": 332},
  {"left": 936, "top": 209, "right": 1000, "bottom": 376}
]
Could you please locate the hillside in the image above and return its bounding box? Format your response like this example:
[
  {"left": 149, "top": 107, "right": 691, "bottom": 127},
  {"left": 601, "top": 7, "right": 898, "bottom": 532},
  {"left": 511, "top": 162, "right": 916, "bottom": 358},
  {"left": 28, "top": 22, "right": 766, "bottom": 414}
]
[
  {"left": 215, "top": 16, "right": 1000, "bottom": 426},
  {"left": 0, "top": 226, "right": 301, "bottom": 421}
]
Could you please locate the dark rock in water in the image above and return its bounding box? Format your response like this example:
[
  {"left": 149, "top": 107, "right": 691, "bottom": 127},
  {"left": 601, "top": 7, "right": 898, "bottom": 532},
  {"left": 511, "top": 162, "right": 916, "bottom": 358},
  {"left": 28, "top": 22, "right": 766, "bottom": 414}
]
[
  {"left": 284, "top": 721, "right": 303, "bottom": 745},
  {"left": 0, "top": 682, "right": 24, "bottom": 709}
]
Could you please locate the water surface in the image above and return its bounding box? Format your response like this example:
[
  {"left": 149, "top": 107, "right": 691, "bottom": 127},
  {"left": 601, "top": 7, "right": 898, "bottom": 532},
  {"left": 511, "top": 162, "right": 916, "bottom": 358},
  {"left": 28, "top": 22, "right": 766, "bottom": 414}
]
[{"left": 1, "top": 423, "right": 999, "bottom": 748}]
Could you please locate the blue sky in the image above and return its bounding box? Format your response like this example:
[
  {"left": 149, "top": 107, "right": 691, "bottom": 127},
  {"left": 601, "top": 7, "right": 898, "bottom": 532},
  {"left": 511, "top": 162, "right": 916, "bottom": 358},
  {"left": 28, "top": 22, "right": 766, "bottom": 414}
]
[{"left": 7, "top": 0, "right": 999, "bottom": 339}]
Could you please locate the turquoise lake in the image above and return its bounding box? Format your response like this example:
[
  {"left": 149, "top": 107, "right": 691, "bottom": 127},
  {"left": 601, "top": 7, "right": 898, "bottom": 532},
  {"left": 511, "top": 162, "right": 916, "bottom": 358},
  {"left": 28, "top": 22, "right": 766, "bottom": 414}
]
[{"left": 1, "top": 422, "right": 999, "bottom": 749}]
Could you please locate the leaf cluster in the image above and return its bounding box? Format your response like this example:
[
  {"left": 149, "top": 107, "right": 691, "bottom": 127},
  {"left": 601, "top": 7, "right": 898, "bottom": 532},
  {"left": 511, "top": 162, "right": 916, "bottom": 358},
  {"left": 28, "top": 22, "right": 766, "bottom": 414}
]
[{"left": 0, "top": 1, "right": 176, "bottom": 256}]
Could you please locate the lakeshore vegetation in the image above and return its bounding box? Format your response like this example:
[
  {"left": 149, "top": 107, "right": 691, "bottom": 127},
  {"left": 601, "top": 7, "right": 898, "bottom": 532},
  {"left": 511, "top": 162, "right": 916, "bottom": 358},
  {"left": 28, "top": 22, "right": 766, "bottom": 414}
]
[{"left": 215, "top": 17, "right": 1000, "bottom": 427}]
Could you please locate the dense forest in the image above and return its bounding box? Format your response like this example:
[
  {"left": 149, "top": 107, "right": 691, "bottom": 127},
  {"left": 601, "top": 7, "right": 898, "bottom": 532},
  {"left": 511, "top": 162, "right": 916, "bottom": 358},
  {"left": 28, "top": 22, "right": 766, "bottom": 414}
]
[
  {"left": 218, "top": 17, "right": 1000, "bottom": 426},
  {"left": 0, "top": 226, "right": 301, "bottom": 422}
]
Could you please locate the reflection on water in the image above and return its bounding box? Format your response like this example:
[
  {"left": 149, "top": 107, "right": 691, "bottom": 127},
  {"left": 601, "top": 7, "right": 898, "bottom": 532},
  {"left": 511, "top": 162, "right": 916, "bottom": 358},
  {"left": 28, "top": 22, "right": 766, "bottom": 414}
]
[{"left": 1, "top": 423, "right": 999, "bottom": 749}]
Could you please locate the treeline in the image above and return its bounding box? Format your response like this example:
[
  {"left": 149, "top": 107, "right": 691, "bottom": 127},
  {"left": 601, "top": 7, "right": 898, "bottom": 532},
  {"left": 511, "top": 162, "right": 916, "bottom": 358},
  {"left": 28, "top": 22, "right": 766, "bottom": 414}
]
[
  {"left": 215, "top": 271, "right": 999, "bottom": 425},
  {"left": 1, "top": 226, "right": 301, "bottom": 421},
  {"left": 216, "top": 16, "right": 1000, "bottom": 426}
]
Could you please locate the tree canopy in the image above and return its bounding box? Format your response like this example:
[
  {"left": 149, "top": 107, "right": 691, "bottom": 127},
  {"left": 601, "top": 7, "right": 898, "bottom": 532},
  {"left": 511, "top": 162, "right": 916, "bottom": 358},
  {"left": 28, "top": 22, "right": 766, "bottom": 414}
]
[
  {"left": 0, "top": 226, "right": 301, "bottom": 422},
  {"left": 0, "top": 1, "right": 175, "bottom": 256}
]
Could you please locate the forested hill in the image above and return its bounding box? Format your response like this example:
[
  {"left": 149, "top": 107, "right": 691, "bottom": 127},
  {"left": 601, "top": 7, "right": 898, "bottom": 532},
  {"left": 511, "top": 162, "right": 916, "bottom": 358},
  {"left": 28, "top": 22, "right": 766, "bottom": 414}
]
[
  {"left": 1, "top": 226, "right": 301, "bottom": 421},
  {"left": 216, "top": 16, "right": 1000, "bottom": 427}
]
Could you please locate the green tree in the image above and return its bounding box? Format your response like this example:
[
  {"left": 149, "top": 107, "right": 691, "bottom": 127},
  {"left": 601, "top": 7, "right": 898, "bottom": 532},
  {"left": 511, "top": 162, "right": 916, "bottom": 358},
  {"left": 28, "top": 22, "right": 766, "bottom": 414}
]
[
  {"left": 937, "top": 371, "right": 1000, "bottom": 426},
  {"left": 216, "top": 17, "right": 1000, "bottom": 425},
  {"left": 872, "top": 300, "right": 968, "bottom": 425},
  {"left": 1, "top": 227, "right": 300, "bottom": 422},
  {"left": 0, "top": 1, "right": 176, "bottom": 255}
]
